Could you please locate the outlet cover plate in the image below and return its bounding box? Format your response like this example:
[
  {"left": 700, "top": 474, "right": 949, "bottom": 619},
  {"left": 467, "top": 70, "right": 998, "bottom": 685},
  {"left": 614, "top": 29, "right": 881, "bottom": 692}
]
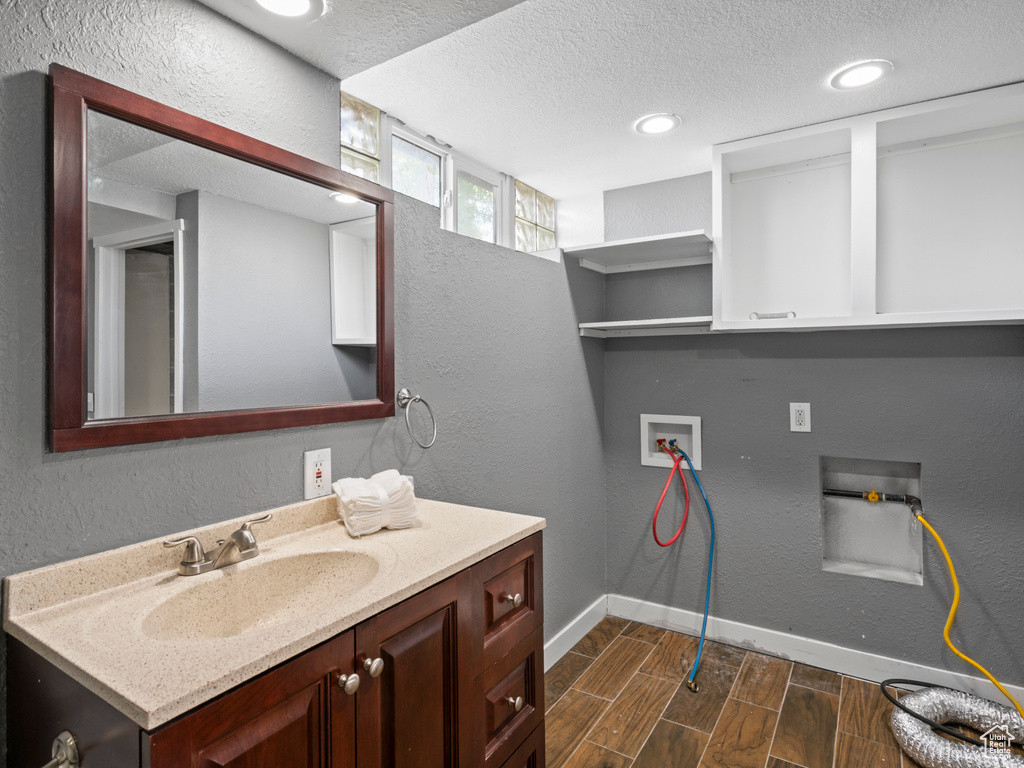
[
  {"left": 790, "top": 402, "right": 811, "bottom": 432},
  {"left": 303, "top": 448, "right": 331, "bottom": 500}
]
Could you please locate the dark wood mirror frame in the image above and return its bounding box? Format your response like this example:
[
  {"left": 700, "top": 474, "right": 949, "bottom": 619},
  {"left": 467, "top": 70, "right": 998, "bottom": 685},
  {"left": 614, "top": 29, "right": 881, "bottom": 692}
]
[{"left": 49, "top": 64, "right": 395, "bottom": 452}]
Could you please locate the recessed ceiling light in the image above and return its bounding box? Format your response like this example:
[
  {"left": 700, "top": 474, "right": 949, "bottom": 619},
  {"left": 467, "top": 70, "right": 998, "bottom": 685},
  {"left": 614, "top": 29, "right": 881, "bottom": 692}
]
[
  {"left": 634, "top": 113, "right": 682, "bottom": 135},
  {"left": 255, "top": 0, "right": 325, "bottom": 20},
  {"left": 829, "top": 60, "right": 893, "bottom": 90},
  {"left": 330, "top": 192, "right": 359, "bottom": 204}
]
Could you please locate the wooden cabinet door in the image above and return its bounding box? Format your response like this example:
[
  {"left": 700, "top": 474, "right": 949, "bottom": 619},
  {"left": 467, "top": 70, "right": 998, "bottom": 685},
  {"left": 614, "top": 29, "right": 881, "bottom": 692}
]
[
  {"left": 354, "top": 570, "right": 475, "bottom": 768},
  {"left": 146, "top": 630, "right": 356, "bottom": 768}
]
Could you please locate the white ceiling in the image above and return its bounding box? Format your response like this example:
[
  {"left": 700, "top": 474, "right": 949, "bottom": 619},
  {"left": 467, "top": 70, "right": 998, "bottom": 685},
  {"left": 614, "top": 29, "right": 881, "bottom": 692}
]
[
  {"left": 196, "top": 0, "right": 529, "bottom": 80},
  {"left": 201, "top": 0, "right": 1024, "bottom": 200}
]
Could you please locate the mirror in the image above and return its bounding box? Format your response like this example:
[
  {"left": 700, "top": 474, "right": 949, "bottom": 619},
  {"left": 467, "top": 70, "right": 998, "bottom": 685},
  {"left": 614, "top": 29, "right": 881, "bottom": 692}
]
[{"left": 50, "top": 65, "right": 395, "bottom": 451}]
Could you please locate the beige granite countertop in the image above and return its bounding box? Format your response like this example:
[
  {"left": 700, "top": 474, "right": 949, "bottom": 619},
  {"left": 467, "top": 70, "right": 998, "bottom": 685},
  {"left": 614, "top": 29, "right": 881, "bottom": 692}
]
[{"left": 3, "top": 496, "right": 545, "bottom": 730}]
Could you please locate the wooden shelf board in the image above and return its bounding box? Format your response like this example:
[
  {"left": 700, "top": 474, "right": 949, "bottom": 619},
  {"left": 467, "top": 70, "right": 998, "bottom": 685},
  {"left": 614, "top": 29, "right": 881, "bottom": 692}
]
[{"left": 564, "top": 230, "right": 712, "bottom": 274}]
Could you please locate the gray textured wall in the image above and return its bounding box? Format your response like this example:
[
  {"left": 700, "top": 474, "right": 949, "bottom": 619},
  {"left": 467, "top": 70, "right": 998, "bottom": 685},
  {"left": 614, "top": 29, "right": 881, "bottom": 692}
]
[
  {"left": 603, "top": 172, "right": 713, "bottom": 322},
  {"left": 604, "top": 173, "right": 711, "bottom": 241},
  {"left": 0, "top": 0, "right": 606, "bottom": 758},
  {"left": 603, "top": 179, "right": 1024, "bottom": 685},
  {"left": 195, "top": 192, "right": 371, "bottom": 409}
]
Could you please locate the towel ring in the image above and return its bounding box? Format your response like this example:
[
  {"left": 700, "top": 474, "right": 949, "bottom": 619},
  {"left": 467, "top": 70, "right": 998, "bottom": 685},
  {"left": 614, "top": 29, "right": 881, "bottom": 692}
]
[{"left": 397, "top": 388, "right": 437, "bottom": 449}]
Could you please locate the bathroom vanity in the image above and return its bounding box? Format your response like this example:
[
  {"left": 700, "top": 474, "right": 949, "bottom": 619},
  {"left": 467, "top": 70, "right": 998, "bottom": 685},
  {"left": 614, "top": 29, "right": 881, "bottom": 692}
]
[{"left": 4, "top": 498, "right": 545, "bottom": 768}]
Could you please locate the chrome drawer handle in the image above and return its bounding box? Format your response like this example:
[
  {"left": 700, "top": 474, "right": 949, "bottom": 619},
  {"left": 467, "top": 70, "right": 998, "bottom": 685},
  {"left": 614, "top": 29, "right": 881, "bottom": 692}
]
[
  {"left": 503, "top": 593, "right": 523, "bottom": 608},
  {"left": 749, "top": 311, "right": 796, "bottom": 320},
  {"left": 338, "top": 673, "right": 360, "bottom": 695},
  {"left": 364, "top": 657, "right": 385, "bottom": 678},
  {"left": 506, "top": 696, "right": 524, "bottom": 712}
]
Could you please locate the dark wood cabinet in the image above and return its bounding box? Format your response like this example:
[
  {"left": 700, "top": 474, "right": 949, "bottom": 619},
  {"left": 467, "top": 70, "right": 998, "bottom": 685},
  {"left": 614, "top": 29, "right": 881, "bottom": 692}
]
[
  {"left": 7, "top": 533, "right": 543, "bottom": 768},
  {"left": 145, "top": 630, "right": 357, "bottom": 768},
  {"left": 354, "top": 570, "right": 474, "bottom": 768}
]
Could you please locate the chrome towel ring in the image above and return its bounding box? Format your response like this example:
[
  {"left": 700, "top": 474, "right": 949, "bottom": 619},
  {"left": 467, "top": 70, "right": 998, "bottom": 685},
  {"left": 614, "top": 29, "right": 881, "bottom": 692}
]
[{"left": 397, "top": 387, "right": 437, "bottom": 449}]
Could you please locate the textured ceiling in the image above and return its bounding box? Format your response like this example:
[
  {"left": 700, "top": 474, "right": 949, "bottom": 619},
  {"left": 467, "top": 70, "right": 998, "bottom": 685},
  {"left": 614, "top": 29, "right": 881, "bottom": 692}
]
[
  {"left": 195, "top": 0, "right": 529, "bottom": 80},
  {"left": 197, "top": 0, "right": 1024, "bottom": 200},
  {"left": 340, "top": 0, "right": 1024, "bottom": 198}
]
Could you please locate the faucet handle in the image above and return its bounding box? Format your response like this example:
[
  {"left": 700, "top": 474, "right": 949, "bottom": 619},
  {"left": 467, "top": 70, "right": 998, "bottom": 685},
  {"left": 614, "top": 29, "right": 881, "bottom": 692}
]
[
  {"left": 163, "top": 536, "right": 206, "bottom": 565},
  {"left": 239, "top": 513, "right": 272, "bottom": 534}
]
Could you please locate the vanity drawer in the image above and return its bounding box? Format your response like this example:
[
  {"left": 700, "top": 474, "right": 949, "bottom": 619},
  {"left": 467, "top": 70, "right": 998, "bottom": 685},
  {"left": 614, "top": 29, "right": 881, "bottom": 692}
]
[
  {"left": 475, "top": 626, "right": 544, "bottom": 768},
  {"left": 500, "top": 722, "right": 545, "bottom": 768},
  {"left": 472, "top": 532, "right": 543, "bottom": 669}
]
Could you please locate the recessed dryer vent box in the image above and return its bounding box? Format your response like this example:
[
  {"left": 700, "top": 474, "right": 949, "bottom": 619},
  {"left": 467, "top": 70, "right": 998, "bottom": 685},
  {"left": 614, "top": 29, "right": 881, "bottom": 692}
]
[
  {"left": 820, "top": 456, "right": 922, "bottom": 585},
  {"left": 640, "top": 414, "right": 702, "bottom": 470}
]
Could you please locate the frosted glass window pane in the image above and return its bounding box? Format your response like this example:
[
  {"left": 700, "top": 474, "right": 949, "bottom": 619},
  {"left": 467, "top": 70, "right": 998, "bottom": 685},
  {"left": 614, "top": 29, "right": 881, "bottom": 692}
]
[
  {"left": 339, "top": 146, "right": 380, "bottom": 183},
  {"left": 537, "top": 226, "right": 556, "bottom": 251},
  {"left": 516, "top": 218, "right": 537, "bottom": 252},
  {"left": 537, "top": 192, "right": 555, "bottom": 230},
  {"left": 339, "top": 92, "right": 380, "bottom": 158},
  {"left": 392, "top": 137, "right": 441, "bottom": 207},
  {"left": 458, "top": 172, "right": 495, "bottom": 243},
  {"left": 515, "top": 179, "right": 536, "bottom": 222}
]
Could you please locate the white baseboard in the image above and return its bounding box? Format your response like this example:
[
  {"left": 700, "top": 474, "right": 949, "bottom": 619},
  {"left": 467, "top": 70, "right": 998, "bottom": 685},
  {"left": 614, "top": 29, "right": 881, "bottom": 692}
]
[
  {"left": 543, "top": 594, "right": 607, "bottom": 671},
  {"left": 544, "top": 592, "right": 1024, "bottom": 702}
]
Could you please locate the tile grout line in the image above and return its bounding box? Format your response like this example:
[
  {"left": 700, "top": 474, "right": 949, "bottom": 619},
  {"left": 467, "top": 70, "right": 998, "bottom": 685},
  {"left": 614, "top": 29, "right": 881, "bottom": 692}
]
[
  {"left": 693, "top": 650, "right": 749, "bottom": 768},
  {"left": 622, "top": 670, "right": 684, "bottom": 764},
  {"left": 582, "top": 737, "right": 636, "bottom": 761},
  {"left": 563, "top": 632, "right": 662, "bottom": 767},
  {"left": 762, "top": 663, "right": 795, "bottom": 768},
  {"left": 789, "top": 680, "right": 842, "bottom": 698},
  {"left": 832, "top": 676, "right": 846, "bottom": 768}
]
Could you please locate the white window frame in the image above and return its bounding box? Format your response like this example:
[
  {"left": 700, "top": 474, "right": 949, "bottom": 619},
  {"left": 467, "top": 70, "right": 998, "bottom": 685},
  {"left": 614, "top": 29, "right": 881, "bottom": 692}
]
[
  {"left": 450, "top": 155, "right": 506, "bottom": 247},
  {"left": 381, "top": 116, "right": 514, "bottom": 249},
  {"left": 383, "top": 118, "right": 447, "bottom": 227}
]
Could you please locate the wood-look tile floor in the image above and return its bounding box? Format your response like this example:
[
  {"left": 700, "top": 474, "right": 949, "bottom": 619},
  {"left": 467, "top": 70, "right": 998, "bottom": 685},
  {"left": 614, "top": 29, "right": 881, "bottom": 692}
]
[{"left": 545, "top": 617, "right": 948, "bottom": 768}]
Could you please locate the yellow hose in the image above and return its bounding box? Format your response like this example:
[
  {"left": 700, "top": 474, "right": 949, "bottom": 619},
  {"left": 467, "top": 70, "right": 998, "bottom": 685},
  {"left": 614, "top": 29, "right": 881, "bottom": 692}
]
[{"left": 916, "top": 512, "right": 1024, "bottom": 720}]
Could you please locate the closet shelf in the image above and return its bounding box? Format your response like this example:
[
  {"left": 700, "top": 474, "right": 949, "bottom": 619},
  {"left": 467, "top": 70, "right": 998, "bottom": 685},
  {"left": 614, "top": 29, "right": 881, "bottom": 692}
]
[
  {"left": 578, "top": 316, "right": 714, "bottom": 338},
  {"left": 564, "top": 230, "right": 712, "bottom": 274}
]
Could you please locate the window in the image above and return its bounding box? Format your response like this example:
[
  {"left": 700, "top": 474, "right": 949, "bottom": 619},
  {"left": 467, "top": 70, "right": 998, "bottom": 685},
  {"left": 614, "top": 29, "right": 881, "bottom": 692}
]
[
  {"left": 515, "top": 180, "right": 556, "bottom": 253},
  {"left": 339, "top": 91, "right": 381, "bottom": 183},
  {"left": 456, "top": 171, "right": 496, "bottom": 243},
  {"left": 392, "top": 135, "right": 441, "bottom": 207},
  {"left": 341, "top": 89, "right": 555, "bottom": 255}
]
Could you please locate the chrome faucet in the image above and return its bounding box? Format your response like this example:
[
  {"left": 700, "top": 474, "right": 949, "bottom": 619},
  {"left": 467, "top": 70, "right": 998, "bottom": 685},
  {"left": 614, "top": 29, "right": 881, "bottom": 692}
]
[{"left": 163, "top": 513, "right": 273, "bottom": 576}]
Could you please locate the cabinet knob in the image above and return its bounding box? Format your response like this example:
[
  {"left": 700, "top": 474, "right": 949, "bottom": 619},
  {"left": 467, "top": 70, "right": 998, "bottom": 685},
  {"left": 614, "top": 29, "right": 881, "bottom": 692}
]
[
  {"left": 506, "top": 696, "right": 524, "bottom": 712},
  {"left": 338, "top": 673, "right": 360, "bottom": 695},
  {"left": 503, "top": 593, "right": 524, "bottom": 608},
  {"left": 363, "top": 657, "right": 385, "bottom": 678}
]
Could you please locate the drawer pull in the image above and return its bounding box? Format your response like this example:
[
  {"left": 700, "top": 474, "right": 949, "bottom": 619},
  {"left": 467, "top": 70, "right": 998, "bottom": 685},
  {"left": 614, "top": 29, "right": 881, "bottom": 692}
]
[
  {"left": 338, "top": 673, "right": 360, "bottom": 695},
  {"left": 503, "top": 593, "right": 524, "bottom": 608},
  {"left": 363, "top": 657, "right": 385, "bottom": 678},
  {"left": 506, "top": 696, "right": 524, "bottom": 712}
]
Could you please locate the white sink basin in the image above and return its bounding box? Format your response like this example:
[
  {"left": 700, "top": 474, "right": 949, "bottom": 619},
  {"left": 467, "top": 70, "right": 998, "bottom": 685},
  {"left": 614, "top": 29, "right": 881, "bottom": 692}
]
[{"left": 142, "top": 551, "right": 379, "bottom": 641}]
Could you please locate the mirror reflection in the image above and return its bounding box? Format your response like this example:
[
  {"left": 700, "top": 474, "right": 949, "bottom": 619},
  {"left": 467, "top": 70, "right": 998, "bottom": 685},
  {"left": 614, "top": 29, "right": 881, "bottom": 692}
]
[{"left": 86, "top": 111, "right": 378, "bottom": 421}]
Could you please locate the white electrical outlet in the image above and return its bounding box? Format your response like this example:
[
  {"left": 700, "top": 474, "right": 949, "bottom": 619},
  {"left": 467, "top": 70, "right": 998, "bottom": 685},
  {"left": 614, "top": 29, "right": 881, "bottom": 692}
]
[
  {"left": 790, "top": 403, "right": 811, "bottom": 432},
  {"left": 303, "top": 448, "right": 332, "bottom": 499}
]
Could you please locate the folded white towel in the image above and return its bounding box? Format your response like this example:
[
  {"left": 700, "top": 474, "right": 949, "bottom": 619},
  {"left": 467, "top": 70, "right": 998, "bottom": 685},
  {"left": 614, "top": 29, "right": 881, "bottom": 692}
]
[{"left": 332, "top": 470, "right": 417, "bottom": 537}]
